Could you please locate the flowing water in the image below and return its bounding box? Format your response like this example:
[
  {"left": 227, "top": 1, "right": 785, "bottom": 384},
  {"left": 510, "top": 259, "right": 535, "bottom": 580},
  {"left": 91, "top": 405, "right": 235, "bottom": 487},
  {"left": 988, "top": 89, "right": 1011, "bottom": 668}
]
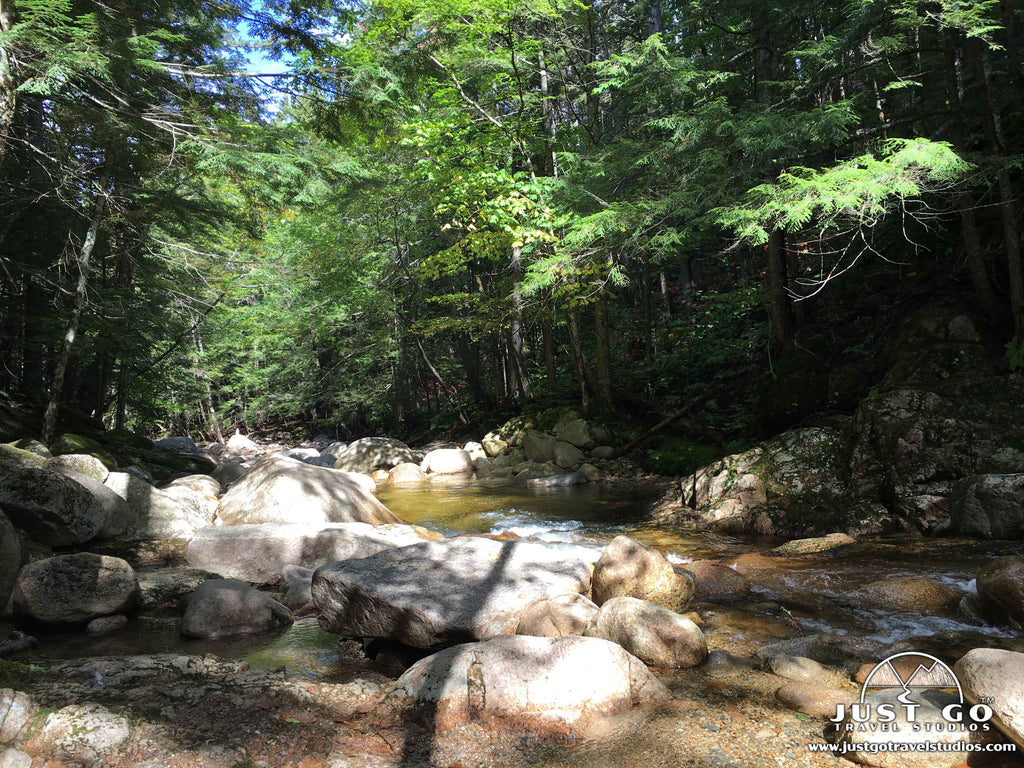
[{"left": 17, "top": 478, "right": 1024, "bottom": 676}]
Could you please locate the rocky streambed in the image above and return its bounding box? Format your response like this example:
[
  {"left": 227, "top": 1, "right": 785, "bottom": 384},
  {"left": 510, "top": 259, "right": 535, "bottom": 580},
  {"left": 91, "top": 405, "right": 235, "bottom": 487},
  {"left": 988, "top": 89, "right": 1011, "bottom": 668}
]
[{"left": 3, "top": 472, "right": 1024, "bottom": 768}]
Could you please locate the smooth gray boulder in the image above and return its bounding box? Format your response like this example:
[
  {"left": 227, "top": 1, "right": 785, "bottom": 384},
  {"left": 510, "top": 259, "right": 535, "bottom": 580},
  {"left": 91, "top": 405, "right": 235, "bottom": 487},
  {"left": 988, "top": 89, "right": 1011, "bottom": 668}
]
[
  {"left": 180, "top": 580, "right": 293, "bottom": 639},
  {"left": 186, "top": 522, "right": 437, "bottom": 583},
  {"left": 42, "top": 454, "right": 108, "bottom": 482},
  {"left": 375, "top": 635, "right": 669, "bottom": 737},
  {"left": 218, "top": 454, "right": 400, "bottom": 526},
  {"left": 332, "top": 437, "right": 415, "bottom": 473},
  {"left": 955, "top": 648, "right": 1024, "bottom": 748},
  {"left": 0, "top": 467, "right": 111, "bottom": 545},
  {"left": 103, "top": 472, "right": 207, "bottom": 539},
  {"left": 592, "top": 535, "right": 696, "bottom": 612},
  {"left": 0, "top": 445, "right": 46, "bottom": 473},
  {"left": 553, "top": 440, "right": 585, "bottom": 468},
  {"left": 584, "top": 596, "right": 708, "bottom": 668},
  {"left": 555, "top": 418, "right": 595, "bottom": 450},
  {"left": 313, "top": 537, "right": 593, "bottom": 648},
  {"left": 13, "top": 554, "right": 138, "bottom": 626},
  {"left": 44, "top": 468, "right": 132, "bottom": 539},
  {"left": 522, "top": 430, "right": 557, "bottom": 463},
  {"left": 419, "top": 448, "right": 473, "bottom": 476}
]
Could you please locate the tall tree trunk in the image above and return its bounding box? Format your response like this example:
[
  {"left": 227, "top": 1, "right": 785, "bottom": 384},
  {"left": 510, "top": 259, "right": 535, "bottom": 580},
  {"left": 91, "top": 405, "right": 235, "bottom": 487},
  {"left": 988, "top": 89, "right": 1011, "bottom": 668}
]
[
  {"left": 42, "top": 178, "right": 109, "bottom": 444},
  {"left": 508, "top": 244, "right": 528, "bottom": 400},
  {"left": 593, "top": 295, "right": 614, "bottom": 412},
  {"left": 564, "top": 308, "right": 591, "bottom": 415},
  {"left": 641, "top": 255, "right": 653, "bottom": 363},
  {"left": 677, "top": 256, "right": 693, "bottom": 312},
  {"left": 766, "top": 229, "right": 794, "bottom": 349}
]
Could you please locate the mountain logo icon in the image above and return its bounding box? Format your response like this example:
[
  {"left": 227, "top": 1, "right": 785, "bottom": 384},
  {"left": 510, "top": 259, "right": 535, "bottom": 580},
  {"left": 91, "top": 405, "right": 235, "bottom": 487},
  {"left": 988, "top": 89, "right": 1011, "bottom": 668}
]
[{"left": 859, "top": 651, "right": 962, "bottom": 704}]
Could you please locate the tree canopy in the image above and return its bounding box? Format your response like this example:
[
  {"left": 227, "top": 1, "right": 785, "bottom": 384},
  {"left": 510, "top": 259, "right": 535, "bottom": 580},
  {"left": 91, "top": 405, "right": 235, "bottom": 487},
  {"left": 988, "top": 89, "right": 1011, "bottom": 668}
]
[{"left": 1, "top": 0, "right": 1021, "bottom": 443}]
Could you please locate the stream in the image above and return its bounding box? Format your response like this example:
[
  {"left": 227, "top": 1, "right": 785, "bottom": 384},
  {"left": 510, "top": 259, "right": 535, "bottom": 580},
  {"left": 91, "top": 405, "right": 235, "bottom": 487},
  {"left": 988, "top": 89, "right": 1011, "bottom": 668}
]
[{"left": 18, "top": 478, "right": 1024, "bottom": 678}]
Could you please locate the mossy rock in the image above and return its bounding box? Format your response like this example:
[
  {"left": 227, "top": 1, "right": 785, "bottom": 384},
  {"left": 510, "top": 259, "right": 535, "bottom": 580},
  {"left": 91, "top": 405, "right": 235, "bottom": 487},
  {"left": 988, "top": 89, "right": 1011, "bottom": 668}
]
[
  {"left": 0, "top": 443, "right": 47, "bottom": 472},
  {"left": 50, "top": 433, "right": 118, "bottom": 470}
]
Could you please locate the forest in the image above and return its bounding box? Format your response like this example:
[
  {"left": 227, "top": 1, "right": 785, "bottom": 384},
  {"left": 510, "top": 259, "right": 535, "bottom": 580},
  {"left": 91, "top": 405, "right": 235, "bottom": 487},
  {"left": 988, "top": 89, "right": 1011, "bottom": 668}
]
[{"left": 0, "top": 0, "right": 1020, "bottom": 453}]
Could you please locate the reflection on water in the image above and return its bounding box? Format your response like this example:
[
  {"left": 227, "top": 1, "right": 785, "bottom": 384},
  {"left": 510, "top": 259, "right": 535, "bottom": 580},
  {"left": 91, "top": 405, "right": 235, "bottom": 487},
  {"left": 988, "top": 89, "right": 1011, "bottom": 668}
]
[{"left": 19, "top": 479, "right": 1023, "bottom": 677}]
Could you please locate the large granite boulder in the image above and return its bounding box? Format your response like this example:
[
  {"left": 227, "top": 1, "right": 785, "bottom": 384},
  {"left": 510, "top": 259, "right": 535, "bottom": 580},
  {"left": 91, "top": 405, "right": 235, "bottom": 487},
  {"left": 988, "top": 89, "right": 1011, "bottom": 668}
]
[
  {"left": 103, "top": 472, "right": 207, "bottom": 539},
  {"left": 387, "top": 462, "right": 427, "bottom": 485},
  {"left": 976, "top": 556, "right": 1024, "bottom": 628},
  {"left": 313, "top": 537, "right": 593, "bottom": 648},
  {"left": 13, "top": 554, "right": 138, "bottom": 626},
  {"left": 592, "top": 535, "right": 695, "bottom": 611},
  {"left": 217, "top": 454, "right": 401, "bottom": 526},
  {"left": 419, "top": 448, "right": 473, "bottom": 476},
  {"left": 0, "top": 512, "right": 20, "bottom": 611},
  {"left": 186, "top": 522, "right": 439, "bottom": 583},
  {"left": 522, "top": 430, "right": 557, "bottom": 463},
  {"left": 555, "top": 418, "right": 595, "bottom": 450},
  {"left": 50, "top": 433, "right": 117, "bottom": 470},
  {"left": 332, "top": 437, "right": 416, "bottom": 473},
  {"left": 584, "top": 596, "right": 708, "bottom": 668},
  {"left": 42, "top": 454, "right": 108, "bottom": 482},
  {"left": 374, "top": 635, "right": 669, "bottom": 737},
  {"left": 0, "top": 467, "right": 112, "bottom": 545},
  {"left": 180, "top": 580, "right": 293, "bottom": 639},
  {"left": 675, "top": 428, "right": 859, "bottom": 536},
  {"left": 48, "top": 469, "right": 133, "bottom": 539},
  {"left": 952, "top": 474, "right": 1024, "bottom": 539},
  {"left": 0, "top": 444, "right": 46, "bottom": 473},
  {"left": 954, "top": 648, "right": 1024, "bottom": 749}
]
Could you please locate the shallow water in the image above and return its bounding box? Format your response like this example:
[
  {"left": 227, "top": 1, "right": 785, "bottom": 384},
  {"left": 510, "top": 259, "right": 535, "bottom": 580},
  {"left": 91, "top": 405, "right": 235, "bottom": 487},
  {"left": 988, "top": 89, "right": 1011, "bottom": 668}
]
[{"left": 19, "top": 479, "right": 1024, "bottom": 677}]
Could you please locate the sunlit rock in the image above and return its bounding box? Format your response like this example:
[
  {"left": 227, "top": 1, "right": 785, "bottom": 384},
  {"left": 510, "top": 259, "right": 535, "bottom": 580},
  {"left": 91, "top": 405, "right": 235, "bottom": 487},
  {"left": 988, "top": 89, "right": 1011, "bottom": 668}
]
[
  {"left": 313, "top": 537, "right": 592, "bottom": 648},
  {"left": 374, "top": 635, "right": 669, "bottom": 737}
]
